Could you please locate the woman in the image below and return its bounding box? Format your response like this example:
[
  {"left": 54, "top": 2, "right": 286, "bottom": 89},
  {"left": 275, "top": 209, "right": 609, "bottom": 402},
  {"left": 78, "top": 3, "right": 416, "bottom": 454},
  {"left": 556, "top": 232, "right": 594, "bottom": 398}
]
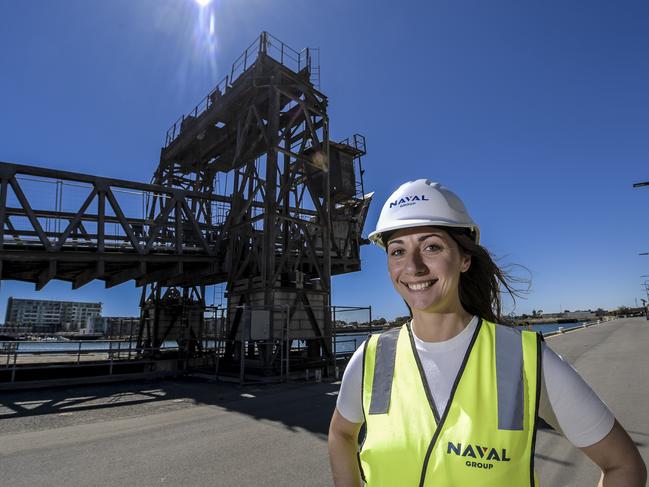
[{"left": 328, "top": 179, "right": 646, "bottom": 486}]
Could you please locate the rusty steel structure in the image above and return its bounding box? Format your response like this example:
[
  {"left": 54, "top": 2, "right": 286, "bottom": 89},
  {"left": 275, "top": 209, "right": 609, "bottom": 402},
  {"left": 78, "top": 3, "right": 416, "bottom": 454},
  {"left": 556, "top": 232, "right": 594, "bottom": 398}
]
[{"left": 0, "top": 32, "right": 371, "bottom": 377}]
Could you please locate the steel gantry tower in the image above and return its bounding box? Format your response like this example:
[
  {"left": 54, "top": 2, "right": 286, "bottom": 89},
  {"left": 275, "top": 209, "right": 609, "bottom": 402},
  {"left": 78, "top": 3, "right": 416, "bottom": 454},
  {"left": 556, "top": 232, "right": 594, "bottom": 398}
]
[{"left": 0, "top": 32, "right": 371, "bottom": 378}]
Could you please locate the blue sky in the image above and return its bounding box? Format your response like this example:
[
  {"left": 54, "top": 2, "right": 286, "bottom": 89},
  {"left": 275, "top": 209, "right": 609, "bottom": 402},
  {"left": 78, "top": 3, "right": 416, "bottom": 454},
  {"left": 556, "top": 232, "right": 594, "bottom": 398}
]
[{"left": 0, "top": 0, "right": 648, "bottom": 320}]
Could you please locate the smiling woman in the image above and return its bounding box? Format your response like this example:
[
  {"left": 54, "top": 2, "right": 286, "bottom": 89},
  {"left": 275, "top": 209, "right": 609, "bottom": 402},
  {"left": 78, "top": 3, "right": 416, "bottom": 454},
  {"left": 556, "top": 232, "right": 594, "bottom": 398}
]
[
  {"left": 374, "top": 180, "right": 518, "bottom": 334},
  {"left": 328, "top": 180, "right": 646, "bottom": 487},
  {"left": 385, "top": 227, "right": 471, "bottom": 338}
]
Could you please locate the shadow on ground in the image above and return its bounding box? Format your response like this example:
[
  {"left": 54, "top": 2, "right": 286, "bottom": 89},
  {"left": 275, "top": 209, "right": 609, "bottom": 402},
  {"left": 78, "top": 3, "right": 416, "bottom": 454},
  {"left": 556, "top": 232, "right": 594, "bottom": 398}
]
[
  {"left": 0, "top": 376, "right": 340, "bottom": 437},
  {"left": 4, "top": 376, "right": 646, "bottom": 448}
]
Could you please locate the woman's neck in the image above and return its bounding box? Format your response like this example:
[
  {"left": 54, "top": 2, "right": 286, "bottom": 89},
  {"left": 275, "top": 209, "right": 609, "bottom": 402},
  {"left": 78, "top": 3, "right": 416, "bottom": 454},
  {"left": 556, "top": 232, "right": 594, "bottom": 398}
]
[{"left": 411, "top": 308, "right": 474, "bottom": 343}]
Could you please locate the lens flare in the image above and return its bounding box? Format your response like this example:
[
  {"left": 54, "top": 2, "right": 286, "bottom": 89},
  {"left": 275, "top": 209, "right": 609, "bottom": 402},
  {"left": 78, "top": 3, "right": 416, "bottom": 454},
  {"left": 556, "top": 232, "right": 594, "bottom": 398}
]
[
  {"left": 209, "top": 11, "right": 215, "bottom": 36},
  {"left": 190, "top": 0, "right": 219, "bottom": 83}
]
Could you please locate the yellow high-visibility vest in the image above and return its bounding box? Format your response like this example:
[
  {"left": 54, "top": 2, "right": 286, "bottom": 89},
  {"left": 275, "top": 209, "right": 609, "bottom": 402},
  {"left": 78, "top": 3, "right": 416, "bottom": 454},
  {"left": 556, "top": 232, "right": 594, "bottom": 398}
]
[{"left": 360, "top": 319, "right": 542, "bottom": 486}]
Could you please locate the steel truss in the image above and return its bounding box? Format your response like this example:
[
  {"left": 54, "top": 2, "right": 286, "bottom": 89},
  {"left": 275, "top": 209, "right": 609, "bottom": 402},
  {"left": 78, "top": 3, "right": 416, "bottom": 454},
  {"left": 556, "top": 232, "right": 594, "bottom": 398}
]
[{"left": 0, "top": 162, "right": 222, "bottom": 289}]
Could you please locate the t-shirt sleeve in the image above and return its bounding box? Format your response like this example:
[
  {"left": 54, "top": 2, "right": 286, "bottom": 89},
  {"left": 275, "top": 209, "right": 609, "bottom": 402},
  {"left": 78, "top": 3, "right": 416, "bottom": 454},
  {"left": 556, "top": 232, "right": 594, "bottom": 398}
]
[
  {"left": 540, "top": 342, "right": 615, "bottom": 448},
  {"left": 335, "top": 341, "right": 366, "bottom": 424}
]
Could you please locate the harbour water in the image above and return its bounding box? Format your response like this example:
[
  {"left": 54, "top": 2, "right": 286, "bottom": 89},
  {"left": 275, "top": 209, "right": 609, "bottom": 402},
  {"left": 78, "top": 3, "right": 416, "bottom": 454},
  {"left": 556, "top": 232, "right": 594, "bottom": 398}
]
[
  {"left": 334, "top": 321, "right": 588, "bottom": 355},
  {"left": 1, "top": 340, "right": 208, "bottom": 353},
  {"left": 1, "top": 322, "right": 587, "bottom": 357}
]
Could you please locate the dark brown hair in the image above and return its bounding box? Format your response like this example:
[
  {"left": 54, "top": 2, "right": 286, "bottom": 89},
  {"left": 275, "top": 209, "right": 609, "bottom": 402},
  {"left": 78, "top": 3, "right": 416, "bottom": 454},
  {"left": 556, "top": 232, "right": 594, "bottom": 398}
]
[{"left": 446, "top": 229, "right": 526, "bottom": 324}]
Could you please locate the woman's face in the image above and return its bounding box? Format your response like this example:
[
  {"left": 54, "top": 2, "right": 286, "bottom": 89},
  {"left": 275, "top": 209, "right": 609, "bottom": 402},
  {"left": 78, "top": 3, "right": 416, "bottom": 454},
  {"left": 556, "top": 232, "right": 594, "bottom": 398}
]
[{"left": 386, "top": 227, "right": 471, "bottom": 313}]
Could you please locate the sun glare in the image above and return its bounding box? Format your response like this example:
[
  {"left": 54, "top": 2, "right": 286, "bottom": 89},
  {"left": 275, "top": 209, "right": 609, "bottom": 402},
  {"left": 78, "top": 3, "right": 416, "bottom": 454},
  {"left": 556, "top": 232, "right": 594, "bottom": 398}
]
[{"left": 192, "top": 0, "right": 219, "bottom": 80}]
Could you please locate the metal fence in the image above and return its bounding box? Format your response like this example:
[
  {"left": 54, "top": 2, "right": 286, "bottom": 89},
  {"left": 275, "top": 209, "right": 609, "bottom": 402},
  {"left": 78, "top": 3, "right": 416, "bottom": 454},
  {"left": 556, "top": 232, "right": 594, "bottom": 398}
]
[
  {"left": 0, "top": 339, "right": 177, "bottom": 384},
  {"left": 1, "top": 302, "right": 376, "bottom": 386}
]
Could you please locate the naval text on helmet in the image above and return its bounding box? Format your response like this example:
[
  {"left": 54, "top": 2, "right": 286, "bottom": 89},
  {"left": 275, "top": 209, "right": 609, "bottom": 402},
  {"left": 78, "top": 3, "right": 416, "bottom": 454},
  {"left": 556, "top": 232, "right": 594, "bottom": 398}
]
[{"left": 389, "top": 194, "right": 430, "bottom": 208}]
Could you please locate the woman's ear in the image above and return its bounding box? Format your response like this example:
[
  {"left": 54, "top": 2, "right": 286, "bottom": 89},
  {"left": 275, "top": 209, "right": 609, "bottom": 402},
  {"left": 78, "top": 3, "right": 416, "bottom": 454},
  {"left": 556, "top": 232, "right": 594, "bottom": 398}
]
[{"left": 460, "top": 255, "right": 471, "bottom": 273}]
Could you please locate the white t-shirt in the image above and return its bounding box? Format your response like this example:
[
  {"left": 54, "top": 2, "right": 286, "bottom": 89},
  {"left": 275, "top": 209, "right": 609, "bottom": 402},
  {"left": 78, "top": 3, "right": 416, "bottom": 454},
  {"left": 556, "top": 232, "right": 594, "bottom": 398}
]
[{"left": 336, "top": 316, "right": 614, "bottom": 448}]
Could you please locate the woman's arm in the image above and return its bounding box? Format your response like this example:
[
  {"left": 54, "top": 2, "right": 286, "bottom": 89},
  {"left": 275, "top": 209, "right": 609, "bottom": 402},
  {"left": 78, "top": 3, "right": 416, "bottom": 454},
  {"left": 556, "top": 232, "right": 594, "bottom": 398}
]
[
  {"left": 328, "top": 408, "right": 364, "bottom": 487},
  {"left": 580, "top": 419, "right": 647, "bottom": 487}
]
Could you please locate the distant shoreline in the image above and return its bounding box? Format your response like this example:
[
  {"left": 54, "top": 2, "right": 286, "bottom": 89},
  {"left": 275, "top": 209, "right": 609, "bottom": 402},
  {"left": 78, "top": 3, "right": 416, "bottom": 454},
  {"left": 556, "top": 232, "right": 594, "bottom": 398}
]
[{"left": 514, "top": 317, "right": 592, "bottom": 325}]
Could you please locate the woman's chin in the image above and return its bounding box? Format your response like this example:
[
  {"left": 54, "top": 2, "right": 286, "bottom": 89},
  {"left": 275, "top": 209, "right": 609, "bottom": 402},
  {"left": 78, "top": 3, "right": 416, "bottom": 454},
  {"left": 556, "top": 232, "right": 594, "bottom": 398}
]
[
  {"left": 407, "top": 300, "right": 440, "bottom": 312},
  {"left": 407, "top": 299, "right": 457, "bottom": 314}
]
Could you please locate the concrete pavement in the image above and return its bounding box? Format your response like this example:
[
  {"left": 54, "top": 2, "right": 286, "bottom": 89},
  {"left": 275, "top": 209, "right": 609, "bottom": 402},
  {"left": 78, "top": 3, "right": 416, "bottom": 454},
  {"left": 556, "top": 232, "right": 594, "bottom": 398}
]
[
  {"left": 0, "top": 378, "right": 338, "bottom": 486},
  {"left": 535, "top": 317, "right": 649, "bottom": 486}
]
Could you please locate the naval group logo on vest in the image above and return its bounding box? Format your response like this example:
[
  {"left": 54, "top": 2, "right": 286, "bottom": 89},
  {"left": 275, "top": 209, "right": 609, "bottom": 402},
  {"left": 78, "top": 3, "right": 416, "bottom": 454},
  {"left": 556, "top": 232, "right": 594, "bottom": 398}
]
[
  {"left": 389, "top": 195, "right": 429, "bottom": 209},
  {"left": 447, "top": 442, "right": 512, "bottom": 470}
]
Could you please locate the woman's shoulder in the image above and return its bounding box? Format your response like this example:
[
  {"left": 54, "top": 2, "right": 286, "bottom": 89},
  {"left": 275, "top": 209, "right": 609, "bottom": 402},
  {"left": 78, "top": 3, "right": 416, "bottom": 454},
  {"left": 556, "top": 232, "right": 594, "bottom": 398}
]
[
  {"left": 480, "top": 318, "right": 533, "bottom": 333},
  {"left": 480, "top": 318, "right": 544, "bottom": 339}
]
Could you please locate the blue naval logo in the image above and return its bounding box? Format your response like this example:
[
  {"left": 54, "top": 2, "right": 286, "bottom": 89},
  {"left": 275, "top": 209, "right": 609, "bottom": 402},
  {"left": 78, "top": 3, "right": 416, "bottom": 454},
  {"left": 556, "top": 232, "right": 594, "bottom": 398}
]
[
  {"left": 389, "top": 194, "right": 429, "bottom": 208},
  {"left": 447, "top": 442, "right": 512, "bottom": 470}
]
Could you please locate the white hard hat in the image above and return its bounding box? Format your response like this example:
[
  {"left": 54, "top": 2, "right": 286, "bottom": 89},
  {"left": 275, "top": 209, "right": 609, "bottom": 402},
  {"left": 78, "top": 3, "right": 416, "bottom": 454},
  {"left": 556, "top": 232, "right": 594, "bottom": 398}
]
[{"left": 368, "top": 179, "right": 480, "bottom": 248}]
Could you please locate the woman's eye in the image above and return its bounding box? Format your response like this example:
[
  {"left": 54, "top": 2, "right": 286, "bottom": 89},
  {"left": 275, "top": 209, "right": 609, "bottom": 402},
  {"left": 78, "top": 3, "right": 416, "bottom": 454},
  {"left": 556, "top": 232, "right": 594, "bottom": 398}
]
[
  {"left": 390, "top": 248, "right": 404, "bottom": 257},
  {"left": 425, "top": 244, "right": 442, "bottom": 252}
]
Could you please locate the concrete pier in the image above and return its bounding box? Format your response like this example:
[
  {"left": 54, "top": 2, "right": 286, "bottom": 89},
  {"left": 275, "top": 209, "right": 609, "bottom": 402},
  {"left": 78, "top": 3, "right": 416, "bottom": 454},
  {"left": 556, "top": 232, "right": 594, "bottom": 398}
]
[{"left": 0, "top": 318, "right": 646, "bottom": 486}]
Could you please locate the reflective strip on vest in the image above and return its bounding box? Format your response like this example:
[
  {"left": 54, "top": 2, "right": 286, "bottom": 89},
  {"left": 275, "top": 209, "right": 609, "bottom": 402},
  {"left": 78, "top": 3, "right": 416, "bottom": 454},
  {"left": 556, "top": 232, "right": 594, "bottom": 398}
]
[
  {"left": 496, "top": 325, "right": 524, "bottom": 430},
  {"left": 369, "top": 328, "right": 399, "bottom": 415},
  {"left": 360, "top": 319, "right": 541, "bottom": 487}
]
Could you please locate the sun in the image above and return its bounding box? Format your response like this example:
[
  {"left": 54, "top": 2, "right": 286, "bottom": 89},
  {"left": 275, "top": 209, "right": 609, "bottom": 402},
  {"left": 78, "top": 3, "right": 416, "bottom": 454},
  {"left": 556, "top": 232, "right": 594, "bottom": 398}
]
[{"left": 195, "top": 0, "right": 212, "bottom": 6}]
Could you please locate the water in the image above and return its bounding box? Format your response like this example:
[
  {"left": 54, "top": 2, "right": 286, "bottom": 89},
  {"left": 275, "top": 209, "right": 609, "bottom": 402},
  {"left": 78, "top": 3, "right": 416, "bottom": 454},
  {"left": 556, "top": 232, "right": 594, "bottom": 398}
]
[
  {"left": 0, "top": 323, "right": 587, "bottom": 356},
  {"left": 528, "top": 322, "right": 586, "bottom": 335},
  {"left": 0, "top": 340, "right": 215, "bottom": 353},
  {"left": 335, "top": 334, "right": 371, "bottom": 354},
  {"left": 333, "top": 321, "right": 588, "bottom": 355}
]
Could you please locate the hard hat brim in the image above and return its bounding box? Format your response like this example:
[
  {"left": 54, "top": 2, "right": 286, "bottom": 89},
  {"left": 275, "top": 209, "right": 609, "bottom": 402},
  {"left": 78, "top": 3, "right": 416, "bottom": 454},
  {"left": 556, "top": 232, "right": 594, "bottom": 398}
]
[{"left": 368, "top": 220, "right": 480, "bottom": 248}]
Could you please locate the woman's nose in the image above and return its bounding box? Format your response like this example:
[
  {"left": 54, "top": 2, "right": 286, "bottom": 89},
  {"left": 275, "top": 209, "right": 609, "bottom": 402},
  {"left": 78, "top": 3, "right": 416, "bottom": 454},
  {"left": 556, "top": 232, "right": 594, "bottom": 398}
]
[{"left": 404, "top": 250, "right": 427, "bottom": 275}]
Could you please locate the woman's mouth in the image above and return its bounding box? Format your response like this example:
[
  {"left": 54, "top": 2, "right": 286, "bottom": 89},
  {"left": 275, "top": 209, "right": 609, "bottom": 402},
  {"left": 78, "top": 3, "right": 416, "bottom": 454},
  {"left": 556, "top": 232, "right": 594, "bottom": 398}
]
[{"left": 403, "top": 279, "right": 437, "bottom": 291}]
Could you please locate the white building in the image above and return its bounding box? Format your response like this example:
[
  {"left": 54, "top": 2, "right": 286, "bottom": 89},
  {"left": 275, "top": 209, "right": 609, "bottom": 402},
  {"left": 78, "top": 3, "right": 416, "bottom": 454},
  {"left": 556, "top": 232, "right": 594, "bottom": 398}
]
[{"left": 4, "top": 298, "right": 102, "bottom": 332}]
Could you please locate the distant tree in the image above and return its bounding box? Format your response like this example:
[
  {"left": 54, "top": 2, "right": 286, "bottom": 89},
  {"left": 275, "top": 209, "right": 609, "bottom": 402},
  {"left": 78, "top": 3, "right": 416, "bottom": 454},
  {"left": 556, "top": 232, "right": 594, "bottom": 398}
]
[
  {"left": 389, "top": 315, "right": 411, "bottom": 327},
  {"left": 615, "top": 306, "right": 630, "bottom": 316},
  {"left": 595, "top": 308, "right": 606, "bottom": 317},
  {"left": 370, "top": 318, "right": 387, "bottom": 327},
  {"left": 564, "top": 310, "right": 570, "bottom": 314}
]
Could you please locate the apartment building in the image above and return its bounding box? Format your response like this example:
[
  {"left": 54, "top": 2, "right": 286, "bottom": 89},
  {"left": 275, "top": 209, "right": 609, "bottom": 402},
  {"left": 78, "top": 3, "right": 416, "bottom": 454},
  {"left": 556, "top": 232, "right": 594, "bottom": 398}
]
[{"left": 4, "top": 298, "right": 102, "bottom": 332}]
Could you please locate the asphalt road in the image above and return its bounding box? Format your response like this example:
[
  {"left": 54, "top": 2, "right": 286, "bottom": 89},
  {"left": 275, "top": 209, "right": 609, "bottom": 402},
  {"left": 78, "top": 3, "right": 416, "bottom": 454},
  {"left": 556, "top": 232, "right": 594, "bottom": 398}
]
[
  {"left": 0, "top": 377, "right": 339, "bottom": 487},
  {"left": 0, "top": 317, "right": 646, "bottom": 486}
]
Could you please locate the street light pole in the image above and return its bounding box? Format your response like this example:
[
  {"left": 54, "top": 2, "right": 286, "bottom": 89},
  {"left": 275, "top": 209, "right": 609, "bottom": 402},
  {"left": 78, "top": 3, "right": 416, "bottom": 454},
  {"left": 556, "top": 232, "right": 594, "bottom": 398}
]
[
  {"left": 633, "top": 184, "right": 649, "bottom": 317},
  {"left": 642, "top": 283, "right": 649, "bottom": 320}
]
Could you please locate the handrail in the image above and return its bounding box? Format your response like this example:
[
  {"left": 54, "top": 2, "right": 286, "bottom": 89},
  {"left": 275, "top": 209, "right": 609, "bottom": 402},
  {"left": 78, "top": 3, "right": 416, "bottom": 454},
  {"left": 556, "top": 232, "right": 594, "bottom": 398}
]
[
  {"left": 0, "top": 340, "right": 186, "bottom": 383},
  {"left": 338, "top": 134, "right": 367, "bottom": 155},
  {"left": 164, "top": 32, "right": 319, "bottom": 148},
  {"left": 0, "top": 162, "right": 222, "bottom": 256}
]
